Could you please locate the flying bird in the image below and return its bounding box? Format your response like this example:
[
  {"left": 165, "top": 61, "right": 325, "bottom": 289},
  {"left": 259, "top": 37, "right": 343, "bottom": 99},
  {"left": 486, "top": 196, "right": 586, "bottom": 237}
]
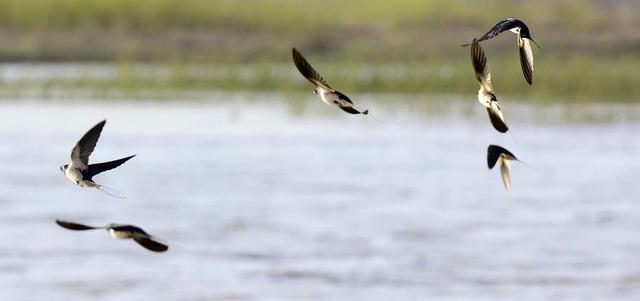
[
  {"left": 60, "top": 120, "right": 135, "bottom": 198},
  {"left": 464, "top": 17, "right": 540, "bottom": 85},
  {"left": 292, "top": 48, "right": 368, "bottom": 115},
  {"left": 55, "top": 219, "right": 168, "bottom": 252},
  {"left": 487, "top": 144, "right": 518, "bottom": 192},
  {"left": 470, "top": 39, "right": 509, "bottom": 133}
]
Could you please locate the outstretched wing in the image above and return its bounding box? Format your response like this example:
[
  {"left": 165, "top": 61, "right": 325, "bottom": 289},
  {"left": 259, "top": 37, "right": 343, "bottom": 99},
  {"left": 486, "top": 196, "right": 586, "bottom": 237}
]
[
  {"left": 487, "top": 144, "right": 517, "bottom": 169},
  {"left": 476, "top": 18, "right": 522, "bottom": 42},
  {"left": 133, "top": 236, "right": 169, "bottom": 252},
  {"left": 487, "top": 145, "right": 501, "bottom": 169},
  {"left": 70, "top": 120, "right": 106, "bottom": 169},
  {"left": 486, "top": 104, "right": 508, "bottom": 133},
  {"left": 292, "top": 48, "right": 333, "bottom": 91},
  {"left": 500, "top": 158, "right": 512, "bottom": 192},
  {"left": 338, "top": 105, "right": 362, "bottom": 115},
  {"left": 518, "top": 37, "right": 534, "bottom": 85},
  {"left": 471, "top": 40, "right": 493, "bottom": 93},
  {"left": 56, "top": 219, "right": 99, "bottom": 231},
  {"left": 85, "top": 155, "right": 136, "bottom": 180}
]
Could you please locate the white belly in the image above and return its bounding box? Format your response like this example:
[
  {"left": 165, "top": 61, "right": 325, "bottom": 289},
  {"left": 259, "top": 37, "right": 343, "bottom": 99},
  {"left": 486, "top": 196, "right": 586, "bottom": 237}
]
[
  {"left": 477, "top": 90, "right": 492, "bottom": 108},
  {"left": 65, "top": 168, "right": 83, "bottom": 184},
  {"left": 109, "top": 229, "right": 133, "bottom": 239},
  {"left": 318, "top": 88, "right": 338, "bottom": 106}
]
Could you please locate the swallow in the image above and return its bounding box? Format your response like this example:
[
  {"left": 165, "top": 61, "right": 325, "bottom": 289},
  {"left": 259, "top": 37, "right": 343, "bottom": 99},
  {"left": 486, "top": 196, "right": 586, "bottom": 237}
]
[
  {"left": 60, "top": 120, "right": 135, "bottom": 198},
  {"left": 487, "top": 144, "right": 518, "bottom": 192},
  {"left": 55, "top": 219, "right": 168, "bottom": 252},
  {"left": 292, "top": 48, "right": 368, "bottom": 115},
  {"left": 463, "top": 17, "right": 541, "bottom": 85},
  {"left": 470, "top": 39, "right": 509, "bottom": 133}
]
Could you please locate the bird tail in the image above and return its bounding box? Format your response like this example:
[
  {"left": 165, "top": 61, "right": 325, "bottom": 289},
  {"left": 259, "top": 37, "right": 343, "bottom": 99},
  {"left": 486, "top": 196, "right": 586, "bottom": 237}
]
[
  {"left": 365, "top": 111, "right": 394, "bottom": 128},
  {"left": 529, "top": 38, "right": 544, "bottom": 52},
  {"left": 517, "top": 159, "right": 539, "bottom": 171},
  {"left": 509, "top": 130, "right": 519, "bottom": 144},
  {"left": 95, "top": 184, "right": 126, "bottom": 199}
]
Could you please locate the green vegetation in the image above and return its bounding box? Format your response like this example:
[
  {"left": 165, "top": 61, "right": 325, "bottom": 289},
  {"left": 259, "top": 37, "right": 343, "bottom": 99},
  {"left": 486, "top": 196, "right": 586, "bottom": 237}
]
[{"left": 0, "top": 0, "right": 637, "bottom": 101}]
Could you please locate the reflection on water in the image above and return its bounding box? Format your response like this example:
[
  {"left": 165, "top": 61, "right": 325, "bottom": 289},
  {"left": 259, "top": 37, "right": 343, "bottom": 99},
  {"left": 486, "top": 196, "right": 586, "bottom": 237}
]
[{"left": 0, "top": 97, "right": 639, "bottom": 300}]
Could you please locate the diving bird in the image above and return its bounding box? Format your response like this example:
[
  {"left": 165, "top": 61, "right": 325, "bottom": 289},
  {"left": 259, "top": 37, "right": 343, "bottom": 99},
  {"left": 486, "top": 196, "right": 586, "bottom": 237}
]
[
  {"left": 487, "top": 144, "right": 518, "bottom": 192},
  {"left": 55, "top": 219, "right": 168, "bottom": 252},
  {"left": 464, "top": 17, "right": 540, "bottom": 85},
  {"left": 470, "top": 39, "right": 509, "bottom": 133},
  {"left": 292, "top": 48, "right": 368, "bottom": 115},
  {"left": 60, "top": 120, "right": 135, "bottom": 198}
]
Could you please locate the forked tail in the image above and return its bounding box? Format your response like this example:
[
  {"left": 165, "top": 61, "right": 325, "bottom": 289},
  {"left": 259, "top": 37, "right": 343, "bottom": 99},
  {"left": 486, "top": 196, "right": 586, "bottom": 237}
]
[
  {"left": 509, "top": 130, "right": 519, "bottom": 144},
  {"left": 365, "top": 111, "right": 393, "bottom": 127},
  {"left": 530, "top": 38, "right": 544, "bottom": 52},
  {"left": 95, "top": 184, "right": 126, "bottom": 199},
  {"left": 517, "top": 159, "right": 539, "bottom": 171}
]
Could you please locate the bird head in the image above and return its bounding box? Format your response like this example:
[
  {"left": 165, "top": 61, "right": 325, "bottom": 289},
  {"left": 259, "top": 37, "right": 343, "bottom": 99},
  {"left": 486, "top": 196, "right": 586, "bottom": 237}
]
[
  {"left": 59, "top": 164, "right": 68, "bottom": 172},
  {"left": 313, "top": 88, "right": 318, "bottom": 95}
]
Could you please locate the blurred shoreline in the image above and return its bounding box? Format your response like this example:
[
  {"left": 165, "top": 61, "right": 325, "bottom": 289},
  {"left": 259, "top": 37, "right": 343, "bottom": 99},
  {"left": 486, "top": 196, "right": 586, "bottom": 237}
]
[{"left": 0, "top": 61, "right": 637, "bottom": 102}]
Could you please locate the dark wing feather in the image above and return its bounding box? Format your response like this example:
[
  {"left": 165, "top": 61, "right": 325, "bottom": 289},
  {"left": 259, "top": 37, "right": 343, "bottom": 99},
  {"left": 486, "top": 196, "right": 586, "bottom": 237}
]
[
  {"left": 519, "top": 38, "right": 534, "bottom": 85},
  {"left": 471, "top": 39, "right": 492, "bottom": 91},
  {"left": 85, "top": 155, "right": 135, "bottom": 180},
  {"left": 487, "top": 145, "right": 516, "bottom": 169},
  {"left": 335, "top": 91, "right": 353, "bottom": 104},
  {"left": 487, "top": 108, "right": 509, "bottom": 133},
  {"left": 476, "top": 18, "right": 521, "bottom": 42},
  {"left": 338, "top": 105, "right": 362, "bottom": 115},
  {"left": 56, "top": 219, "right": 98, "bottom": 231},
  {"left": 292, "top": 48, "right": 333, "bottom": 90},
  {"left": 72, "top": 120, "right": 106, "bottom": 166},
  {"left": 133, "top": 237, "right": 169, "bottom": 252}
]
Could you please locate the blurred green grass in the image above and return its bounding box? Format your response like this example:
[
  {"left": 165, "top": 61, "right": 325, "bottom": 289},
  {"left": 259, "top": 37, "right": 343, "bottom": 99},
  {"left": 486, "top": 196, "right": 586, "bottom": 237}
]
[{"left": 0, "top": 0, "right": 637, "bottom": 101}]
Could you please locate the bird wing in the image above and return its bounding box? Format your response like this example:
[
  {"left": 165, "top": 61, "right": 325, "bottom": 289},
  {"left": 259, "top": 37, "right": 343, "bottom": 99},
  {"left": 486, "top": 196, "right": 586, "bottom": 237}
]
[
  {"left": 487, "top": 144, "right": 518, "bottom": 169},
  {"left": 338, "top": 105, "right": 362, "bottom": 114},
  {"left": 487, "top": 103, "right": 508, "bottom": 133},
  {"left": 475, "top": 18, "right": 521, "bottom": 42},
  {"left": 85, "top": 155, "right": 136, "bottom": 180},
  {"left": 70, "top": 120, "right": 106, "bottom": 170},
  {"left": 471, "top": 40, "right": 493, "bottom": 93},
  {"left": 56, "top": 219, "right": 99, "bottom": 231},
  {"left": 292, "top": 48, "right": 334, "bottom": 91},
  {"left": 487, "top": 145, "right": 502, "bottom": 169},
  {"left": 133, "top": 236, "right": 169, "bottom": 252},
  {"left": 500, "top": 158, "right": 512, "bottom": 192},
  {"left": 518, "top": 37, "right": 534, "bottom": 85}
]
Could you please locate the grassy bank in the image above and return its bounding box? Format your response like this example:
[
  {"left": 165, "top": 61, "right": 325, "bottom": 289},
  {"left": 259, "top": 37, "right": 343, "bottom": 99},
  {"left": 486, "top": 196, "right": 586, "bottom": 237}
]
[
  {"left": 0, "top": 0, "right": 636, "bottom": 101},
  {"left": 1, "top": 54, "right": 639, "bottom": 102}
]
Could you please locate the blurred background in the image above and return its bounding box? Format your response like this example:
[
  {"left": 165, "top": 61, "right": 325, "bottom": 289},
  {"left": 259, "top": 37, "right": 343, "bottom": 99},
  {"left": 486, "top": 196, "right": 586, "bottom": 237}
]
[
  {"left": 1, "top": 1, "right": 640, "bottom": 301},
  {"left": 0, "top": 0, "right": 636, "bottom": 101}
]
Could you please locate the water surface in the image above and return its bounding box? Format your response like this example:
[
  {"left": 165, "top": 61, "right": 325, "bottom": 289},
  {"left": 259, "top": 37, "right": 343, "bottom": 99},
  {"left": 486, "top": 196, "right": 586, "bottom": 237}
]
[{"left": 0, "top": 97, "right": 639, "bottom": 300}]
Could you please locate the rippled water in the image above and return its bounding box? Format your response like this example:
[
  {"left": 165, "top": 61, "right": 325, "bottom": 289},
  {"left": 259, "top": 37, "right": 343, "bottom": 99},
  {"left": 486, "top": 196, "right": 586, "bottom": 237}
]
[{"left": 0, "top": 97, "right": 639, "bottom": 300}]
